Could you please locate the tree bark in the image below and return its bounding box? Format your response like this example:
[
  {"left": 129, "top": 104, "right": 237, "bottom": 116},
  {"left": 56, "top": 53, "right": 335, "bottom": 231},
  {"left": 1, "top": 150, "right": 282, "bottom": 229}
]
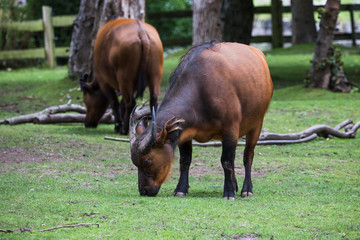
[
  {"left": 192, "top": 0, "right": 223, "bottom": 46},
  {"left": 309, "top": 0, "right": 341, "bottom": 90},
  {"left": 68, "top": 0, "right": 145, "bottom": 80},
  {"left": 221, "top": 0, "right": 254, "bottom": 44},
  {"left": 67, "top": 0, "right": 96, "bottom": 80},
  {"left": 291, "top": 0, "right": 317, "bottom": 44}
]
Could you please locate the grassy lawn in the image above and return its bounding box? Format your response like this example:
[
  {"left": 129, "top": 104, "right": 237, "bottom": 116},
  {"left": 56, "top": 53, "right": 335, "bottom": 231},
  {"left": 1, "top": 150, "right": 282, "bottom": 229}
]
[{"left": 0, "top": 45, "right": 359, "bottom": 239}]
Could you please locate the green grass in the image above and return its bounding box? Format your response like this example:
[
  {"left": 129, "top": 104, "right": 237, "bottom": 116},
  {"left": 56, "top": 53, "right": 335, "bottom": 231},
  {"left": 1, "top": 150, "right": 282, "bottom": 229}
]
[
  {"left": 264, "top": 44, "right": 360, "bottom": 88},
  {"left": 0, "top": 44, "right": 360, "bottom": 239}
]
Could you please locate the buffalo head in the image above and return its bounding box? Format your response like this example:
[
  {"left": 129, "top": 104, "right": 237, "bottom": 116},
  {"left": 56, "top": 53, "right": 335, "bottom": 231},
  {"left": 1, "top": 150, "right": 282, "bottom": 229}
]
[
  {"left": 129, "top": 106, "right": 184, "bottom": 196},
  {"left": 79, "top": 73, "right": 109, "bottom": 128}
]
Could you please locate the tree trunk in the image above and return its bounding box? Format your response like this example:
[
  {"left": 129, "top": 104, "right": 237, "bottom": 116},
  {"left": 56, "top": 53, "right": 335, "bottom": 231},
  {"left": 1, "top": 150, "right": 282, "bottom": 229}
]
[
  {"left": 309, "top": 0, "right": 347, "bottom": 91},
  {"left": 67, "top": 0, "right": 96, "bottom": 80},
  {"left": 192, "top": 0, "right": 223, "bottom": 46},
  {"left": 68, "top": 0, "right": 145, "bottom": 80},
  {"left": 221, "top": 0, "right": 254, "bottom": 44},
  {"left": 291, "top": 0, "right": 317, "bottom": 44}
]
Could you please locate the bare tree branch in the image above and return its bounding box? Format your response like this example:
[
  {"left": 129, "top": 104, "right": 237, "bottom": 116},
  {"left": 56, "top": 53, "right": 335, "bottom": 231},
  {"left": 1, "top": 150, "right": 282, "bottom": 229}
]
[
  {"left": 105, "top": 119, "right": 360, "bottom": 146},
  {"left": 33, "top": 112, "right": 114, "bottom": 124},
  {"left": 2, "top": 104, "right": 359, "bottom": 146},
  {"left": 0, "top": 227, "right": 32, "bottom": 233},
  {"left": 1, "top": 104, "right": 86, "bottom": 125},
  {"left": 39, "top": 223, "right": 99, "bottom": 232}
]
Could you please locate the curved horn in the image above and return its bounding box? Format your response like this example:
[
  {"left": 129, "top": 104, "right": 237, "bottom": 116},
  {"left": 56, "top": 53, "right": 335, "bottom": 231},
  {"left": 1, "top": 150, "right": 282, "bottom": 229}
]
[
  {"left": 137, "top": 106, "right": 157, "bottom": 154},
  {"left": 129, "top": 105, "right": 138, "bottom": 148}
]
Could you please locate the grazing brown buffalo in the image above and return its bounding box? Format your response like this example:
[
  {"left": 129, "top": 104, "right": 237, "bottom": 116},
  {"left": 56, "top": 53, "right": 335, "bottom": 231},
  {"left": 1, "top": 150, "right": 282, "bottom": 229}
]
[
  {"left": 130, "top": 41, "right": 273, "bottom": 199},
  {"left": 79, "top": 18, "right": 163, "bottom": 134}
]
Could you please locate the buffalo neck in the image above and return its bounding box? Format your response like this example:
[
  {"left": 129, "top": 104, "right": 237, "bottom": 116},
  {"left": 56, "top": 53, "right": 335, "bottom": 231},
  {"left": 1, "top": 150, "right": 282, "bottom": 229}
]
[{"left": 155, "top": 98, "right": 194, "bottom": 148}]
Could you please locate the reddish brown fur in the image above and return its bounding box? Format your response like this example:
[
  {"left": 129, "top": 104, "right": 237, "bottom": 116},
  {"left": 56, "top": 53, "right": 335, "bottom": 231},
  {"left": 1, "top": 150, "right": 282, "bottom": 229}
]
[
  {"left": 81, "top": 18, "right": 163, "bottom": 134},
  {"left": 131, "top": 42, "right": 273, "bottom": 198}
]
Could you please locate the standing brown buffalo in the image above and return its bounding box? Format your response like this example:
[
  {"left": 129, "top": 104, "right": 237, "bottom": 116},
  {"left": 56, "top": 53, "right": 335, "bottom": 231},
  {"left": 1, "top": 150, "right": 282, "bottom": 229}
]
[
  {"left": 130, "top": 41, "right": 273, "bottom": 199},
  {"left": 80, "top": 18, "right": 163, "bottom": 134}
]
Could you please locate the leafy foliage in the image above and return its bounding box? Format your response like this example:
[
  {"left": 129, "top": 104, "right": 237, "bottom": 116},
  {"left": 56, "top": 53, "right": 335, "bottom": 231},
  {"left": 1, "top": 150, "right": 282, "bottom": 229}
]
[
  {"left": 0, "top": 0, "right": 80, "bottom": 53},
  {"left": 25, "top": 0, "right": 80, "bottom": 48},
  {"left": 24, "top": 0, "right": 80, "bottom": 20},
  {"left": 0, "top": 0, "right": 28, "bottom": 50},
  {"left": 146, "top": 0, "right": 192, "bottom": 43},
  {"left": 146, "top": 0, "right": 192, "bottom": 12}
]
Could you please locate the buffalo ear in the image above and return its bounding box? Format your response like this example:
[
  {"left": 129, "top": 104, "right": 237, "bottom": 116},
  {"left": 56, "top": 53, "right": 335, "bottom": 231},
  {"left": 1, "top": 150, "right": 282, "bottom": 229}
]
[
  {"left": 136, "top": 117, "right": 149, "bottom": 135},
  {"left": 79, "top": 73, "right": 99, "bottom": 93},
  {"left": 156, "top": 118, "right": 185, "bottom": 145},
  {"left": 80, "top": 82, "right": 94, "bottom": 93},
  {"left": 79, "top": 73, "right": 90, "bottom": 93}
]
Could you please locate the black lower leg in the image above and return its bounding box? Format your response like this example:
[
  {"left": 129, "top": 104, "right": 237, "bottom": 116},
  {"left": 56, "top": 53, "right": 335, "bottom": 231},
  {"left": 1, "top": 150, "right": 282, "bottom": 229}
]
[
  {"left": 174, "top": 141, "right": 192, "bottom": 196},
  {"left": 221, "top": 140, "right": 238, "bottom": 199},
  {"left": 241, "top": 147, "right": 254, "bottom": 197}
]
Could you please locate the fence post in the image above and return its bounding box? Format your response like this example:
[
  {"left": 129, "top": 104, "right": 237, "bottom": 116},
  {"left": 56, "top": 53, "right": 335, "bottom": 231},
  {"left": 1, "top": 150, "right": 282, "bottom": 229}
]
[
  {"left": 271, "top": 0, "right": 283, "bottom": 48},
  {"left": 42, "top": 6, "right": 56, "bottom": 68},
  {"left": 349, "top": 5, "right": 356, "bottom": 46}
]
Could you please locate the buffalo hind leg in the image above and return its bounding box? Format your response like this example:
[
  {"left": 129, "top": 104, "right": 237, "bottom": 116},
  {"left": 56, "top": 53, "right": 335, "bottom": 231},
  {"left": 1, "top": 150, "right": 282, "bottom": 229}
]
[
  {"left": 120, "top": 97, "right": 136, "bottom": 135},
  {"left": 103, "top": 85, "right": 122, "bottom": 133},
  {"left": 221, "top": 136, "right": 238, "bottom": 200},
  {"left": 174, "top": 141, "right": 192, "bottom": 197},
  {"left": 241, "top": 125, "right": 262, "bottom": 197}
]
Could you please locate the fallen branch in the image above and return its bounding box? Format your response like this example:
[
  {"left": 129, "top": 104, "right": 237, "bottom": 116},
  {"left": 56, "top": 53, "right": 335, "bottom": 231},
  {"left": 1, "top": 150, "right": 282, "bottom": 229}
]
[
  {"left": 1, "top": 103, "right": 86, "bottom": 125},
  {"left": 104, "top": 136, "right": 131, "bottom": 142},
  {"left": 0, "top": 227, "right": 32, "bottom": 233},
  {"left": 105, "top": 119, "right": 360, "bottom": 146},
  {"left": 1, "top": 104, "right": 359, "bottom": 146},
  {"left": 0, "top": 101, "right": 152, "bottom": 125},
  {"left": 0, "top": 103, "right": 114, "bottom": 125},
  {"left": 33, "top": 112, "right": 114, "bottom": 124},
  {"left": 39, "top": 223, "right": 99, "bottom": 232},
  {"left": 0, "top": 223, "right": 99, "bottom": 233}
]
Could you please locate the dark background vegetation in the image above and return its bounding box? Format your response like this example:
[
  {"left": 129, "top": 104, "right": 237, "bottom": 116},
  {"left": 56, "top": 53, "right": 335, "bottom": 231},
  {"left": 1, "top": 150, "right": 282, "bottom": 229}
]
[
  {"left": 0, "top": 0, "right": 191, "bottom": 50},
  {"left": 145, "top": 0, "right": 192, "bottom": 43}
]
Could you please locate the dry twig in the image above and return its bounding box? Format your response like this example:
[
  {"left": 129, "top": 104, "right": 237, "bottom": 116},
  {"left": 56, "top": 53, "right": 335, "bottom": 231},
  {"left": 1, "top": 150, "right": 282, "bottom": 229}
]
[
  {"left": 39, "top": 223, "right": 99, "bottom": 232},
  {"left": 0, "top": 223, "right": 99, "bottom": 233},
  {"left": 0, "top": 227, "right": 32, "bottom": 233}
]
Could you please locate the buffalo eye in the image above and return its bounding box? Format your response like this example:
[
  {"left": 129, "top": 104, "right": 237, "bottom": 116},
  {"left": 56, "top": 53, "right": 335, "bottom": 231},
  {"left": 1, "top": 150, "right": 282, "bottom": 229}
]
[{"left": 144, "top": 158, "right": 151, "bottom": 167}]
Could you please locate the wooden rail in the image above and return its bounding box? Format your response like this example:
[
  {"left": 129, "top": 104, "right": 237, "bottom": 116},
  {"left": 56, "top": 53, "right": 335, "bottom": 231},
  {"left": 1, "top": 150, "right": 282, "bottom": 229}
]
[
  {"left": 0, "top": 6, "right": 75, "bottom": 67},
  {"left": 148, "top": 3, "right": 360, "bottom": 48},
  {"left": 0, "top": 4, "right": 359, "bottom": 66}
]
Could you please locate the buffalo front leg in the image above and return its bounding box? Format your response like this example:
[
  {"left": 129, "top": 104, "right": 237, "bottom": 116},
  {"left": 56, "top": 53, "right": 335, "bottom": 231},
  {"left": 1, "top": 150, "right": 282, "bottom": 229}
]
[
  {"left": 241, "top": 126, "right": 262, "bottom": 197},
  {"left": 221, "top": 137, "right": 238, "bottom": 200},
  {"left": 174, "top": 141, "right": 192, "bottom": 197}
]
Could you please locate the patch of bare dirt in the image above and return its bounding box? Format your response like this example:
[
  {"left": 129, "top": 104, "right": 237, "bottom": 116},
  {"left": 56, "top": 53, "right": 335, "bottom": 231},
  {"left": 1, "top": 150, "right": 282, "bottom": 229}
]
[
  {"left": 0, "top": 146, "right": 63, "bottom": 165},
  {"left": 176, "top": 162, "right": 270, "bottom": 179},
  {"left": 0, "top": 136, "right": 133, "bottom": 177},
  {"left": 0, "top": 146, "right": 67, "bottom": 173},
  {"left": 0, "top": 102, "right": 19, "bottom": 112}
]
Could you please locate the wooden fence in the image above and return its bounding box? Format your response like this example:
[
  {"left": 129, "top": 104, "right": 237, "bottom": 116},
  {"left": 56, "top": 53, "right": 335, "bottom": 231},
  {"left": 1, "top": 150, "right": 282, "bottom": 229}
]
[
  {"left": 148, "top": 3, "right": 360, "bottom": 48},
  {"left": 0, "top": 6, "right": 73, "bottom": 68},
  {"left": 0, "top": 4, "right": 359, "bottom": 68}
]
